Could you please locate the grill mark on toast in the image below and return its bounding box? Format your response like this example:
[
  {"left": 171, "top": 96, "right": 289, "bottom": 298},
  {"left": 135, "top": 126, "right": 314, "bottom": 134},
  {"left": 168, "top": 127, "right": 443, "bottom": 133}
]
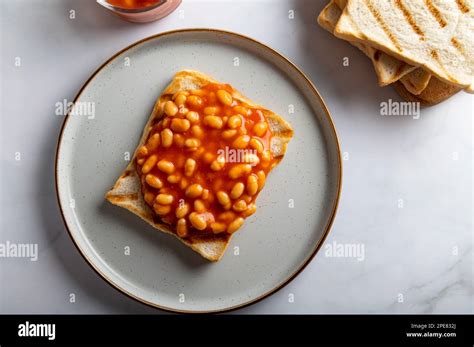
[
  {"left": 451, "top": 37, "right": 465, "bottom": 56},
  {"left": 110, "top": 193, "right": 139, "bottom": 202},
  {"left": 346, "top": 13, "right": 368, "bottom": 40},
  {"left": 395, "top": 0, "right": 425, "bottom": 39},
  {"left": 430, "top": 50, "right": 458, "bottom": 83},
  {"left": 424, "top": 0, "right": 447, "bottom": 27},
  {"left": 455, "top": 0, "right": 469, "bottom": 13},
  {"left": 365, "top": 0, "right": 403, "bottom": 51}
]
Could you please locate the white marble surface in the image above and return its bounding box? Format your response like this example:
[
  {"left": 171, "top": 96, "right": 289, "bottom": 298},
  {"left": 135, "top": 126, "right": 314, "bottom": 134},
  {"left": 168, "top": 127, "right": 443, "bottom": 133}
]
[{"left": 0, "top": 0, "right": 472, "bottom": 314}]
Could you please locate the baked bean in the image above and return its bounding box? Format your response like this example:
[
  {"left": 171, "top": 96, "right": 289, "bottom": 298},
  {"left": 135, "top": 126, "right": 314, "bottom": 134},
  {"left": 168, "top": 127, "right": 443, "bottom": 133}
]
[
  {"left": 164, "top": 100, "right": 178, "bottom": 116},
  {"left": 202, "top": 152, "right": 215, "bottom": 164},
  {"left": 227, "top": 217, "right": 244, "bottom": 234},
  {"left": 144, "top": 191, "right": 156, "bottom": 205},
  {"left": 156, "top": 193, "right": 174, "bottom": 205},
  {"left": 170, "top": 118, "right": 191, "bottom": 132},
  {"left": 184, "top": 158, "right": 197, "bottom": 177},
  {"left": 216, "top": 89, "right": 233, "bottom": 106},
  {"left": 218, "top": 211, "right": 236, "bottom": 222},
  {"left": 206, "top": 90, "right": 215, "bottom": 101},
  {"left": 230, "top": 182, "right": 244, "bottom": 199},
  {"left": 175, "top": 94, "right": 187, "bottom": 107},
  {"left": 249, "top": 138, "right": 264, "bottom": 153},
  {"left": 253, "top": 122, "right": 268, "bottom": 137},
  {"left": 194, "top": 199, "right": 206, "bottom": 213},
  {"left": 203, "top": 115, "right": 223, "bottom": 129},
  {"left": 261, "top": 150, "right": 271, "bottom": 162},
  {"left": 179, "top": 177, "right": 189, "bottom": 190},
  {"left": 145, "top": 174, "right": 163, "bottom": 189},
  {"left": 146, "top": 133, "right": 161, "bottom": 151},
  {"left": 242, "top": 203, "right": 257, "bottom": 217},
  {"left": 161, "top": 128, "right": 173, "bottom": 148},
  {"left": 216, "top": 191, "right": 231, "bottom": 207},
  {"left": 210, "top": 156, "right": 226, "bottom": 171},
  {"left": 190, "top": 89, "right": 207, "bottom": 96},
  {"left": 227, "top": 115, "right": 242, "bottom": 129},
  {"left": 178, "top": 106, "right": 189, "bottom": 116},
  {"left": 228, "top": 164, "right": 252, "bottom": 179},
  {"left": 172, "top": 91, "right": 189, "bottom": 100},
  {"left": 175, "top": 202, "right": 190, "bottom": 219},
  {"left": 191, "top": 147, "right": 205, "bottom": 158},
  {"left": 187, "top": 95, "right": 203, "bottom": 108},
  {"left": 243, "top": 153, "right": 260, "bottom": 166},
  {"left": 142, "top": 154, "right": 158, "bottom": 174},
  {"left": 232, "top": 199, "right": 247, "bottom": 212},
  {"left": 185, "top": 183, "right": 203, "bottom": 198},
  {"left": 246, "top": 174, "right": 258, "bottom": 195},
  {"left": 191, "top": 125, "right": 204, "bottom": 138},
  {"left": 211, "top": 222, "right": 227, "bottom": 234},
  {"left": 173, "top": 133, "right": 185, "bottom": 148},
  {"left": 189, "top": 212, "right": 207, "bottom": 230},
  {"left": 162, "top": 117, "right": 171, "bottom": 128},
  {"left": 232, "top": 135, "right": 250, "bottom": 149},
  {"left": 157, "top": 160, "right": 175, "bottom": 174},
  {"left": 137, "top": 145, "right": 149, "bottom": 157},
  {"left": 241, "top": 194, "right": 253, "bottom": 204},
  {"left": 141, "top": 83, "right": 279, "bottom": 237},
  {"left": 204, "top": 106, "right": 220, "bottom": 115},
  {"left": 153, "top": 204, "right": 171, "bottom": 216},
  {"left": 215, "top": 200, "right": 230, "bottom": 211},
  {"left": 185, "top": 138, "right": 201, "bottom": 149},
  {"left": 222, "top": 129, "right": 238, "bottom": 140},
  {"left": 177, "top": 218, "right": 188, "bottom": 237},
  {"left": 167, "top": 174, "right": 181, "bottom": 184},
  {"left": 186, "top": 111, "right": 200, "bottom": 123},
  {"left": 202, "top": 211, "right": 216, "bottom": 224},
  {"left": 256, "top": 170, "right": 266, "bottom": 191}
]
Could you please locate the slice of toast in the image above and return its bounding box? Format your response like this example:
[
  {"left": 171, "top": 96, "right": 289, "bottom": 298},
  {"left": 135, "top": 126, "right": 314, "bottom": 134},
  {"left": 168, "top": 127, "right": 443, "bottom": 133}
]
[
  {"left": 105, "top": 70, "right": 293, "bottom": 261},
  {"left": 318, "top": 0, "right": 420, "bottom": 87},
  {"left": 394, "top": 76, "right": 461, "bottom": 106},
  {"left": 334, "top": 0, "right": 474, "bottom": 92}
]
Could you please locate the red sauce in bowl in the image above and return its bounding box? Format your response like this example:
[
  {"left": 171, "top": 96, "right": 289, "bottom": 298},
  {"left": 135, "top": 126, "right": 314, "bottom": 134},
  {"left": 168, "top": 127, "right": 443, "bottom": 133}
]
[{"left": 107, "top": 0, "right": 161, "bottom": 9}]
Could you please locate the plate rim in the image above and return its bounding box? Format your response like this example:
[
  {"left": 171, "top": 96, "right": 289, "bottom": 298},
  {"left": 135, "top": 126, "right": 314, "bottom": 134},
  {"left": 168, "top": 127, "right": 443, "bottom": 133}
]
[{"left": 54, "top": 28, "right": 343, "bottom": 314}]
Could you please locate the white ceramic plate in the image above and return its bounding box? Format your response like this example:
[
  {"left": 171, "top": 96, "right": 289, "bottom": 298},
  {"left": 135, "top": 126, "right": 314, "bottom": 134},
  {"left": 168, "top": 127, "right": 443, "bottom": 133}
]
[{"left": 55, "top": 29, "right": 342, "bottom": 313}]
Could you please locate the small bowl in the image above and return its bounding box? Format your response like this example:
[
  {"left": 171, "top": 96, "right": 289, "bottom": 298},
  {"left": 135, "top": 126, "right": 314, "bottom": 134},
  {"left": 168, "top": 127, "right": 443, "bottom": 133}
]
[{"left": 96, "top": 0, "right": 182, "bottom": 23}]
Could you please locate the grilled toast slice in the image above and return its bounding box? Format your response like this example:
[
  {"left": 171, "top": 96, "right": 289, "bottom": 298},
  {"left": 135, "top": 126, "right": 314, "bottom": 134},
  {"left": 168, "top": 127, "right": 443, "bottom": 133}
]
[{"left": 334, "top": 0, "right": 474, "bottom": 92}]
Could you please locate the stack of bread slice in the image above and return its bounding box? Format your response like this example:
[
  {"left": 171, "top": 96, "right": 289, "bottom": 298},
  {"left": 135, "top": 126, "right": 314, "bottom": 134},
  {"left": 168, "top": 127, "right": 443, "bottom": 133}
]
[{"left": 317, "top": 0, "right": 473, "bottom": 106}]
